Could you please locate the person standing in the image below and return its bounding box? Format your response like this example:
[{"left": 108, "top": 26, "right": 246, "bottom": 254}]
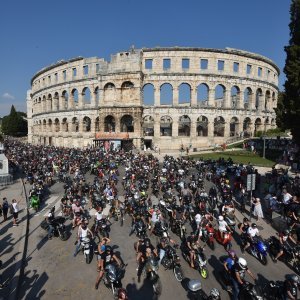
[
  {"left": 11, "top": 199, "right": 21, "bottom": 226},
  {"left": 2, "top": 198, "right": 9, "bottom": 222}
]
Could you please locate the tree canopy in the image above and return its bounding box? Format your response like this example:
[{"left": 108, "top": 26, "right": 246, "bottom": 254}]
[
  {"left": 276, "top": 0, "right": 300, "bottom": 145},
  {"left": 1, "top": 105, "right": 27, "bottom": 136}
]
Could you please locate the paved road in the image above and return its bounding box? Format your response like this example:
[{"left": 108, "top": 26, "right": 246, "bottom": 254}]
[{"left": 19, "top": 169, "right": 295, "bottom": 300}]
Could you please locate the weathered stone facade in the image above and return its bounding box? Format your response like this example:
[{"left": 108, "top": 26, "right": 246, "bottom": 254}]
[{"left": 27, "top": 47, "right": 279, "bottom": 150}]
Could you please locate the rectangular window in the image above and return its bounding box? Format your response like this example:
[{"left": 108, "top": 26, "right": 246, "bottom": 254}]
[
  {"left": 55, "top": 73, "right": 58, "bottom": 82},
  {"left": 83, "top": 65, "right": 89, "bottom": 75},
  {"left": 96, "top": 63, "right": 99, "bottom": 72},
  {"left": 163, "top": 58, "right": 171, "bottom": 70},
  {"left": 73, "top": 68, "right": 77, "bottom": 77},
  {"left": 48, "top": 75, "right": 51, "bottom": 84},
  {"left": 247, "top": 64, "right": 252, "bottom": 75},
  {"left": 200, "top": 59, "right": 208, "bottom": 70},
  {"left": 258, "top": 67, "right": 262, "bottom": 77},
  {"left": 62, "top": 70, "right": 66, "bottom": 80},
  {"left": 145, "top": 59, "right": 153, "bottom": 69},
  {"left": 267, "top": 69, "right": 270, "bottom": 79},
  {"left": 182, "top": 58, "right": 189, "bottom": 69},
  {"left": 233, "top": 62, "right": 239, "bottom": 73},
  {"left": 42, "top": 78, "right": 45, "bottom": 86},
  {"left": 218, "top": 60, "right": 224, "bottom": 71}
]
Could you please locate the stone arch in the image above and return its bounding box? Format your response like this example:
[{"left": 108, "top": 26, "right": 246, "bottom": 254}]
[
  {"left": 62, "top": 90, "right": 69, "bottom": 110},
  {"left": 62, "top": 118, "right": 68, "bottom": 132},
  {"left": 244, "top": 87, "right": 253, "bottom": 109},
  {"left": 265, "top": 90, "right": 271, "bottom": 110},
  {"left": 54, "top": 118, "right": 60, "bottom": 132},
  {"left": 230, "top": 117, "right": 239, "bottom": 136},
  {"left": 160, "top": 83, "right": 173, "bottom": 105},
  {"left": 42, "top": 96, "right": 47, "bottom": 112},
  {"left": 254, "top": 118, "right": 263, "bottom": 134},
  {"left": 178, "top": 83, "right": 191, "bottom": 105},
  {"left": 82, "top": 87, "right": 91, "bottom": 105},
  {"left": 103, "top": 82, "right": 116, "bottom": 102},
  {"left": 215, "top": 84, "right": 226, "bottom": 108},
  {"left": 121, "top": 81, "right": 134, "bottom": 102},
  {"left": 243, "top": 117, "right": 252, "bottom": 137},
  {"left": 94, "top": 87, "right": 100, "bottom": 107},
  {"left": 272, "top": 92, "right": 276, "bottom": 109},
  {"left": 54, "top": 92, "right": 59, "bottom": 111},
  {"left": 178, "top": 115, "right": 191, "bottom": 136},
  {"left": 71, "top": 117, "right": 79, "bottom": 132},
  {"left": 143, "top": 115, "right": 154, "bottom": 136},
  {"left": 121, "top": 115, "right": 134, "bottom": 132},
  {"left": 160, "top": 115, "right": 172, "bottom": 136},
  {"left": 255, "top": 88, "right": 263, "bottom": 110},
  {"left": 104, "top": 115, "right": 115, "bottom": 132},
  {"left": 43, "top": 119, "right": 47, "bottom": 132},
  {"left": 71, "top": 89, "right": 79, "bottom": 107},
  {"left": 95, "top": 117, "right": 100, "bottom": 131},
  {"left": 142, "top": 84, "right": 155, "bottom": 106},
  {"left": 264, "top": 116, "right": 270, "bottom": 131},
  {"left": 47, "top": 94, "right": 53, "bottom": 111},
  {"left": 197, "top": 83, "right": 209, "bottom": 106},
  {"left": 83, "top": 116, "right": 91, "bottom": 132},
  {"left": 214, "top": 116, "right": 225, "bottom": 137},
  {"left": 231, "top": 86, "right": 240, "bottom": 108},
  {"left": 197, "top": 116, "right": 208, "bottom": 136}
]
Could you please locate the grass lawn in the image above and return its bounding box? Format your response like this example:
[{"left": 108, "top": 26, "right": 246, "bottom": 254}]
[{"left": 189, "top": 150, "right": 276, "bottom": 167}]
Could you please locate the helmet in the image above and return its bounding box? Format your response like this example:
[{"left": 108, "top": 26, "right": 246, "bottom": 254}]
[
  {"left": 218, "top": 216, "right": 224, "bottom": 221},
  {"left": 210, "top": 288, "right": 220, "bottom": 299},
  {"left": 243, "top": 217, "right": 249, "bottom": 223},
  {"left": 228, "top": 250, "right": 236, "bottom": 257},
  {"left": 283, "top": 229, "right": 290, "bottom": 236},
  {"left": 251, "top": 223, "right": 257, "bottom": 228},
  {"left": 238, "top": 257, "right": 247, "bottom": 270},
  {"left": 290, "top": 274, "right": 299, "bottom": 285}
]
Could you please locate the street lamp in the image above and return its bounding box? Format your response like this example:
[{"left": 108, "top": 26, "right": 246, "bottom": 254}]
[{"left": 262, "top": 136, "right": 266, "bottom": 159}]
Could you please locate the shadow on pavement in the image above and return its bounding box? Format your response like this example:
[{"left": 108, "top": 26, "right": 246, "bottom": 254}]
[{"left": 126, "top": 277, "right": 157, "bottom": 300}]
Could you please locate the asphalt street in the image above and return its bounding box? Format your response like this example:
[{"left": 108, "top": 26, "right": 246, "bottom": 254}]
[{"left": 19, "top": 167, "right": 295, "bottom": 300}]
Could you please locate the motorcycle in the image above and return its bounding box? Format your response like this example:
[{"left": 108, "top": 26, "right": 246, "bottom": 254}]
[
  {"left": 262, "top": 280, "right": 284, "bottom": 300},
  {"left": 40, "top": 213, "right": 68, "bottom": 241},
  {"left": 29, "top": 195, "right": 40, "bottom": 212},
  {"left": 201, "top": 224, "right": 215, "bottom": 250},
  {"left": 153, "top": 221, "right": 169, "bottom": 238},
  {"left": 92, "top": 218, "right": 110, "bottom": 238},
  {"left": 181, "top": 244, "right": 209, "bottom": 279},
  {"left": 103, "top": 263, "right": 125, "bottom": 299},
  {"left": 171, "top": 219, "right": 186, "bottom": 241},
  {"left": 239, "top": 281, "right": 264, "bottom": 300},
  {"left": 267, "top": 236, "right": 300, "bottom": 274},
  {"left": 144, "top": 255, "right": 162, "bottom": 295},
  {"left": 161, "top": 245, "right": 184, "bottom": 282},
  {"left": 223, "top": 211, "right": 236, "bottom": 231},
  {"left": 243, "top": 237, "right": 268, "bottom": 265},
  {"left": 215, "top": 230, "right": 232, "bottom": 251},
  {"left": 79, "top": 237, "right": 93, "bottom": 264},
  {"left": 187, "top": 279, "right": 221, "bottom": 300},
  {"left": 132, "top": 219, "right": 147, "bottom": 238}
]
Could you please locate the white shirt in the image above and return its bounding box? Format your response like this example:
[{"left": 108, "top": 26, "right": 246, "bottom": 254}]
[
  {"left": 151, "top": 211, "right": 160, "bottom": 223},
  {"left": 247, "top": 227, "right": 259, "bottom": 237},
  {"left": 12, "top": 202, "right": 19, "bottom": 213},
  {"left": 79, "top": 227, "right": 89, "bottom": 239},
  {"left": 218, "top": 220, "right": 228, "bottom": 232},
  {"left": 195, "top": 214, "right": 202, "bottom": 224},
  {"left": 283, "top": 193, "right": 292, "bottom": 205},
  {"left": 95, "top": 212, "right": 103, "bottom": 221}
]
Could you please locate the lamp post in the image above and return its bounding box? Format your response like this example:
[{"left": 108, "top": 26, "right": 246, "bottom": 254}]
[{"left": 262, "top": 136, "right": 266, "bottom": 159}]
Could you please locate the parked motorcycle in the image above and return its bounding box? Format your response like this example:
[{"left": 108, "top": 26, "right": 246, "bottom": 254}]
[
  {"left": 243, "top": 237, "right": 268, "bottom": 265},
  {"left": 201, "top": 224, "right": 215, "bottom": 250},
  {"left": 103, "top": 263, "right": 125, "bottom": 299},
  {"left": 161, "top": 245, "right": 184, "bottom": 282},
  {"left": 171, "top": 219, "right": 186, "bottom": 241},
  {"left": 239, "top": 281, "right": 264, "bottom": 300},
  {"left": 223, "top": 211, "right": 236, "bottom": 232},
  {"left": 40, "top": 214, "right": 68, "bottom": 241},
  {"left": 262, "top": 280, "right": 285, "bottom": 300},
  {"left": 215, "top": 230, "right": 232, "bottom": 251},
  {"left": 144, "top": 255, "right": 162, "bottom": 295},
  {"left": 153, "top": 221, "right": 169, "bottom": 238},
  {"left": 79, "top": 237, "right": 93, "bottom": 264}
]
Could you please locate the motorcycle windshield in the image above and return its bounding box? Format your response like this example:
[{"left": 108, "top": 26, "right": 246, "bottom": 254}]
[{"left": 257, "top": 241, "right": 267, "bottom": 253}]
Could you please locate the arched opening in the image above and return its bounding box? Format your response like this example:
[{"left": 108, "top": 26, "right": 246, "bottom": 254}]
[
  {"left": 103, "top": 83, "right": 116, "bottom": 102},
  {"left": 94, "top": 87, "right": 100, "bottom": 107},
  {"left": 272, "top": 92, "right": 276, "bottom": 109},
  {"left": 54, "top": 92, "right": 59, "bottom": 111},
  {"left": 71, "top": 89, "right": 79, "bottom": 107},
  {"left": 230, "top": 117, "right": 239, "bottom": 136},
  {"left": 265, "top": 90, "right": 271, "bottom": 110},
  {"left": 160, "top": 116, "right": 172, "bottom": 136},
  {"left": 95, "top": 117, "right": 100, "bottom": 131},
  {"left": 160, "top": 83, "right": 173, "bottom": 105},
  {"left": 72, "top": 117, "right": 79, "bottom": 132},
  {"left": 43, "top": 119, "right": 47, "bottom": 132},
  {"left": 104, "top": 115, "right": 115, "bottom": 132},
  {"left": 197, "top": 116, "right": 208, "bottom": 136},
  {"left": 82, "top": 87, "right": 91, "bottom": 105},
  {"left": 62, "top": 91, "right": 69, "bottom": 110},
  {"left": 143, "top": 115, "right": 154, "bottom": 136},
  {"left": 244, "top": 87, "right": 252, "bottom": 109},
  {"left": 264, "top": 117, "right": 270, "bottom": 131},
  {"left": 231, "top": 86, "right": 240, "bottom": 108},
  {"left": 197, "top": 83, "right": 209, "bottom": 107},
  {"left": 121, "top": 81, "right": 134, "bottom": 101},
  {"left": 42, "top": 96, "right": 47, "bottom": 112},
  {"left": 243, "top": 117, "right": 252, "bottom": 137},
  {"left": 214, "top": 116, "right": 225, "bottom": 137},
  {"left": 54, "top": 118, "right": 60, "bottom": 132},
  {"left": 62, "top": 118, "right": 68, "bottom": 132},
  {"left": 120, "top": 115, "right": 134, "bottom": 132},
  {"left": 255, "top": 88, "right": 263, "bottom": 110},
  {"left": 48, "top": 94, "right": 53, "bottom": 111},
  {"left": 142, "top": 84, "right": 155, "bottom": 106},
  {"left": 178, "top": 115, "right": 191, "bottom": 136},
  {"left": 254, "top": 118, "right": 263, "bottom": 134},
  {"left": 48, "top": 119, "right": 53, "bottom": 131},
  {"left": 271, "top": 118, "right": 276, "bottom": 129},
  {"left": 83, "top": 116, "right": 91, "bottom": 132},
  {"left": 178, "top": 83, "right": 191, "bottom": 105},
  {"left": 215, "top": 84, "right": 225, "bottom": 108}
]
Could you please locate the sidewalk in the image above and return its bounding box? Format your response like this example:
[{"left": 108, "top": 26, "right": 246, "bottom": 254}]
[{"left": 0, "top": 178, "right": 28, "bottom": 300}]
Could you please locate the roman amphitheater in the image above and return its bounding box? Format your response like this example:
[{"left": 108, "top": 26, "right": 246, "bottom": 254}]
[{"left": 27, "top": 47, "right": 279, "bottom": 151}]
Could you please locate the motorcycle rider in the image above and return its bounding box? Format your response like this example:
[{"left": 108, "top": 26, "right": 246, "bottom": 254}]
[
  {"left": 95, "top": 245, "right": 121, "bottom": 290},
  {"left": 242, "top": 223, "right": 259, "bottom": 253},
  {"left": 284, "top": 274, "right": 299, "bottom": 300},
  {"left": 217, "top": 215, "right": 232, "bottom": 240},
  {"left": 273, "top": 229, "right": 297, "bottom": 262},
  {"left": 185, "top": 232, "right": 200, "bottom": 268},
  {"left": 157, "top": 236, "right": 177, "bottom": 265},
  {"left": 230, "top": 257, "right": 256, "bottom": 300},
  {"left": 72, "top": 200, "right": 84, "bottom": 229},
  {"left": 73, "top": 220, "right": 93, "bottom": 257},
  {"left": 223, "top": 250, "right": 238, "bottom": 291},
  {"left": 46, "top": 207, "right": 55, "bottom": 240}
]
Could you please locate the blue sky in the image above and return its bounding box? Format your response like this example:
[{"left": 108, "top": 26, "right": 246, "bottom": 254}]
[{"left": 0, "top": 0, "right": 291, "bottom": 116}]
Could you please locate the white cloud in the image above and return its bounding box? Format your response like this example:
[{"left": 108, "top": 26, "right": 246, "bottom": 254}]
[{"left": 2, "top": 92, "right": 15, "bottom": 100}]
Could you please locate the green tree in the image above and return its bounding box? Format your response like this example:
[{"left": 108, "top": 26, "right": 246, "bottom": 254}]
[
  {"left": 278, "top": 0, "right": 300, "bottom": 145},
  {"left": 1, "top": 105, "right": 27, "bottom": 136}
]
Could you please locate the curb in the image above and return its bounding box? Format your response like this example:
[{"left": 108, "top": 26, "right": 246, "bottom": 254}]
[{"left": 7, "top": 179, "right": 29, "bottom": 300}]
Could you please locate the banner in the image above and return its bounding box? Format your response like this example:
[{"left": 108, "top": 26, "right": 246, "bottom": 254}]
[{"left": 95, "top": 132, "right": 129, "bottom": 139}]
